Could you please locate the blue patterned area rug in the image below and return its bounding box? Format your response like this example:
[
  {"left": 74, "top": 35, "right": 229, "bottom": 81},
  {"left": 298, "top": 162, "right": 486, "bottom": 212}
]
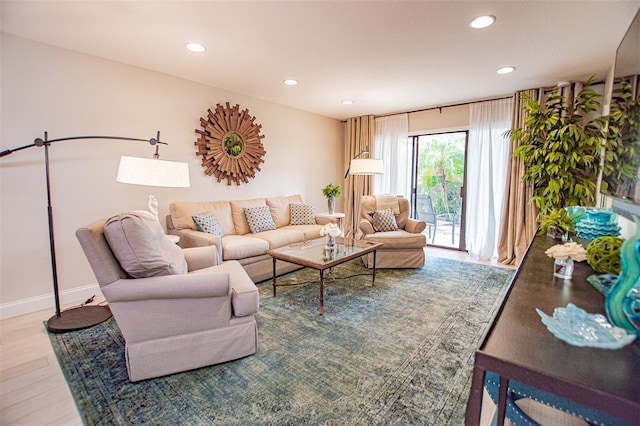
[{"left": 48, "top": 257, "right": 513, "bottom": 425}]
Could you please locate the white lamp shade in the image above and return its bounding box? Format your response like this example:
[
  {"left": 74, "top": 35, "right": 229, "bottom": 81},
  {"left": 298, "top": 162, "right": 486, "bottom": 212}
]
[
  {"left": 116, "top": 156, "right": 190, "bottom": 188},
  {"left": 349, "top": 158, "right": 384, "bottom": 175}
]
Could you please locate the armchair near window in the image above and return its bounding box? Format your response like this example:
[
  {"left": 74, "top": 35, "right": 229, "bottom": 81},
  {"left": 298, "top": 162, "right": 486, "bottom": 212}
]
[
  {"left": 75, "top": 212, "right": 259, "bottom": 382},
  {"left": 358, "top": 195, "right": 427, "bottom": 268}
]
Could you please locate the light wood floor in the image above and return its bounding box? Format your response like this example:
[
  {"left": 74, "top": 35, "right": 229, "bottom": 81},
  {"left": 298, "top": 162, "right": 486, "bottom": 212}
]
[
  {"left": 0, "top": 300, "right": 88, "bottom": 425},
  {"left": 0, "top": 248, "right": 514, "bottom": 426}
]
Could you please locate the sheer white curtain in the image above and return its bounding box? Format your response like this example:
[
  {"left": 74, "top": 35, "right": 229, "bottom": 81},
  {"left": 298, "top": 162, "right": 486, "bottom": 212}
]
[
  {"left": 373, "top": 113, "right": 411, "bottom": 198},
  {"left": 466, "top": 98, "right": 514, "bottom": 260}
]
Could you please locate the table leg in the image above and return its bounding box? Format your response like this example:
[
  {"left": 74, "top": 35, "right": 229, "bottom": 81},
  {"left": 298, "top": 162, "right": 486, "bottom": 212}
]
[
  {"left": 372, "top": 250, "right": 377, "bottom": 286},
  {"left": 318, "top": 269, "right": 325, "bottom": 315},
  {"left": 272, "top": 257, "right": 277, "bottom": 297},
  {"left": 497, "top": 376, "right": 509, "bottom": 425},
  {"left": 464, "top": 366, "right": 486, "bottom": 425}
]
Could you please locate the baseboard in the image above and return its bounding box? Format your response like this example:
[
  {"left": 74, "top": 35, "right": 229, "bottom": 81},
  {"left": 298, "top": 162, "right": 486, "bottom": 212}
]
[{"left": 0, "top": 282, "right": 103, "bottom": 320}]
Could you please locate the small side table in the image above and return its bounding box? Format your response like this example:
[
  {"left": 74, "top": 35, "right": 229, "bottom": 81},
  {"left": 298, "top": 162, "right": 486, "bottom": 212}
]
[{"left": 316, "top": 212, "right": 345, "bottom": 235}]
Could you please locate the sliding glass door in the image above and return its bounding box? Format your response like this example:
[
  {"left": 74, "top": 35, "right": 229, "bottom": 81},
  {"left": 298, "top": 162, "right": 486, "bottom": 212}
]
[{"left": 411, "top": 132, "right": 468, "bottom": 250}]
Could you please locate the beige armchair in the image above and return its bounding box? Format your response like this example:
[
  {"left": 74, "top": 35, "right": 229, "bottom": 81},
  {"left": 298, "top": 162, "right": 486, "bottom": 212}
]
[
  {"left": 76, "top": 212, "right": 259, "bottom": 382},
  {"left": 358, "top": 195, "right": 427, "bottom": 268}
]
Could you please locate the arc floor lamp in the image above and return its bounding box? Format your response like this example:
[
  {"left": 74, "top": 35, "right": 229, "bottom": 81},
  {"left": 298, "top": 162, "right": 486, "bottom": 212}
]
[
  {"left": 0, "top": 131, "right": 190, "bottom": 333},
  {"left": 345, "top": 146, "right": 384, "bottom": 238}
]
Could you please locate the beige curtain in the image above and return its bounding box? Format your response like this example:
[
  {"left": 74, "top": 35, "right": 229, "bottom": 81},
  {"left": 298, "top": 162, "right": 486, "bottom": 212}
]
[
  {"left": 498, "top": 81, "right": 604, "bottom": 265},
  {"left": 496, "top": 90, "right": 540, "bottom": 265},
  {"left": 344, "top": 115, "right": 375, "bottom": 238}
]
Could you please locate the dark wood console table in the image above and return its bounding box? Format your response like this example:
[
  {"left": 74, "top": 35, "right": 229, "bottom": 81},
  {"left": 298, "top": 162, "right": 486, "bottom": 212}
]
[{"left": 465, "top": 234, "right": 640, "bottom": 425}]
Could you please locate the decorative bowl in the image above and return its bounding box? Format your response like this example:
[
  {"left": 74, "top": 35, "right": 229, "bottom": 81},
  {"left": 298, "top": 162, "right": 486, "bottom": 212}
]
[{"left": 536, "top": 303, "right": 636, "bottom": 349}]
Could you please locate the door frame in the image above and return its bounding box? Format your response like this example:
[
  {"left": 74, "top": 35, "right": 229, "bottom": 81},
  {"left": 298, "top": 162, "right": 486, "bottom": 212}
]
[{"left": 410, "top": 131, "right": 469, "bottom": 251}]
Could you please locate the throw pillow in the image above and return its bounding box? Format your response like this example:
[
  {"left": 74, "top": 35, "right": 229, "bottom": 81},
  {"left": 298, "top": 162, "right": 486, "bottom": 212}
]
[
  {"left": 368, "top": 209, "right": 398, "bottom": 232},
  {"left": 103, "top": 211, "right": 187, "bottom": 278},
  {"left": 244, "top": 206, "right": 277, "bottom": 234},
  {"left": 289, "top": 203, "right": 316, "bottom": 225},
  {"left": 192, "top": 211, "right": 224, "bottom": 237}
]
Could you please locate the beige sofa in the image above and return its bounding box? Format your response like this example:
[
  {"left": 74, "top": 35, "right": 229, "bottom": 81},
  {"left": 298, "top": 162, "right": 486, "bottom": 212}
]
[{"left": 167, "top": 194, "right": 327, "bottom": 282}]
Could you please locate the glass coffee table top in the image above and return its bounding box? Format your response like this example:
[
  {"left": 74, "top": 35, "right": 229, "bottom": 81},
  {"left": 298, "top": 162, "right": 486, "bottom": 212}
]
[
  {"left": 267, "top": 237, "right": 382, "bottom": 315},
  {"left": 267, "top": 237, "right": 381, "bottom": 270}
]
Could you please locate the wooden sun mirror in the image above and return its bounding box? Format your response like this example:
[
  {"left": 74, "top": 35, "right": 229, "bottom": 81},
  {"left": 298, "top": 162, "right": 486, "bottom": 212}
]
[{"left": 195, "top": 103, "right": 266, "bottom": 185}]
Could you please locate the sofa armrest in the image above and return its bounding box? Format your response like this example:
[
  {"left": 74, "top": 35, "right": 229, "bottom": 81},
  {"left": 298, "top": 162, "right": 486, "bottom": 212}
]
[
  {"left": 172, "top": 229, "right": 223, "bottom": 259},
  {"left": 183, "top": 246, "right": 221, "bottom": 271},
  {"left": 103, "top": 273, "right": 235, "bottom": 344},
  {"left": 102, "top": 272, "right": 231, "bottom": 303},
  {"left": 404, "top": 218, "right": 427, "bottom": 234},
  {"left": 203, "top": 260, "right": 259, "bottom": 317},
  {"left": 315, "top": 215, "right": 332, "bottom": 226},
  {"left": 359, "top": 219, "right": 375, "bottom": 235}
]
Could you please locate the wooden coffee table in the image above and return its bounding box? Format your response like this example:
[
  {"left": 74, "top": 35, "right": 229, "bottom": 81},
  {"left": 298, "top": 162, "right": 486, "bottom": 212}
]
[{"left": 266, "top": 237, "right": 382, "bottom": 314}]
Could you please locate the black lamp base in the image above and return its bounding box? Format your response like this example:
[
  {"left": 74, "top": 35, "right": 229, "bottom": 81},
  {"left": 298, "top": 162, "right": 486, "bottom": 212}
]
[{"left": 47, "top": 305, "right": 112, "bottom": 333}]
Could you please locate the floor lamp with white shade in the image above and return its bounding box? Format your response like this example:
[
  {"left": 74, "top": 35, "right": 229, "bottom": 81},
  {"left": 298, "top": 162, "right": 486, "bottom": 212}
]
[
  {"left": 0, "top": 131, "right": 189, "bottom": 333},
  {"left": 116, "top": 151, "right": 190, "bottom": 220},
  {"left": 345, "top": 146, "right": 384, "bottom": 238}
]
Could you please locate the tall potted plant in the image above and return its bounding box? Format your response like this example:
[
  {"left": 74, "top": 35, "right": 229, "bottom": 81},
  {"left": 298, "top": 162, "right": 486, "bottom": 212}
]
[
  {"left": 601, "top": 78, "right": 640, "bottom": 196},
  {"left": 322, "top": 183, "right": 341, "bottom": 214},
  {"left": 511, "top": 78, "right": 607, "bottom": 221}
]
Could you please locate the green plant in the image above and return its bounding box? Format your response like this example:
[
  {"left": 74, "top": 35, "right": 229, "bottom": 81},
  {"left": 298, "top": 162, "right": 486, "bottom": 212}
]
[
  {"left": 601, "top": 78, "right": 640, "bottom": 196},
  {"left": 537, "top": 208, "right": 578, "bottom": 237},
  {"left": 512, "top": 77, "right": 607, "bottom": 215},
  {"left": 322, "top": 183, "right": 341, "bottom": 198}
]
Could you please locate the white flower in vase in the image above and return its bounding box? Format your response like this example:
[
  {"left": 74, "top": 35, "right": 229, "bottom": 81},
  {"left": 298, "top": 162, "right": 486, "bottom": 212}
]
[
  {"left": 320, "top": 223, "right": 342, "bottom": 238},
  {"left": 320, "top": 223, "right": 341, "bottom": 249}
]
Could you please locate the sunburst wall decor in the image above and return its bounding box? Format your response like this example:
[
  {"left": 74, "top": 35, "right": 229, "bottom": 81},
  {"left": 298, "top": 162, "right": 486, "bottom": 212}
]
[{"left": 195, "top": 102, "right": 266, "bottom": 185}]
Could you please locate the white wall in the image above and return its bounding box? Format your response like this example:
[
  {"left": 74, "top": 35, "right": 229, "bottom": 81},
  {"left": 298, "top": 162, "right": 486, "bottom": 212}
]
[
  {"left": 0, "top": 34, "right": 343, "bottom": 318},
  {"left": 408, "top": 104, "right": 469, "bottom": 134}
]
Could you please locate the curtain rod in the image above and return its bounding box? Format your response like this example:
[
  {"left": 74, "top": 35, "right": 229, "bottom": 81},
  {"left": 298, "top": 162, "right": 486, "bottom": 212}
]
[
  {"left": 344, "top": 78, "right": 607, "bottom": 122},
  {"left": 340, "top": 94, "right": 513, "bottom": 122},
  {"left": 374, "top": 95, "right": 513, "bottom": 119}
]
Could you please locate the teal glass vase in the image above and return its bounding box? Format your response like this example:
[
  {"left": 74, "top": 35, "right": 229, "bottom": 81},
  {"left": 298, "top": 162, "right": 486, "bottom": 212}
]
[{"left": 604, "top": 217, "right": 640, "bottom": 335}]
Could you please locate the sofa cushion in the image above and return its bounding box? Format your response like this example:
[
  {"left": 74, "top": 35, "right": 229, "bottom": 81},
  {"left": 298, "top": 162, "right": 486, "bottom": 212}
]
[
  {"left": 170, "top": 201, "right": 235, "bottom": 235},
  {"left": 230, "top": 198, "right": 266, "bottom": 235},
  {"left": 266, "top": 194, "right": 304, "bottom": 228},
  {"left": 192, "top": 211, "right": 224, "bottom": 237},
  {"left": 222, "top": 235, "right": 270, "bottom": 260},
  {"left": 104, "top": 211, "right": 187, "bottom": 278},
  {"left": 368, "top": 209, "right": 399, "bottom": 232},
  {"left": 252, "top": 228, "right": 305, "bottom": 249},
  {"left": 244, "top": 206, "right": 277, "bottom": 234},
  {"left": 290, "top": 203, "right": 316, "bottom": 225},
  {"left": 280, "top": 224, "right": 323, "bottom": 240},
  {"left": 363, "top": 230, "right": 426, "bottom": 249}
]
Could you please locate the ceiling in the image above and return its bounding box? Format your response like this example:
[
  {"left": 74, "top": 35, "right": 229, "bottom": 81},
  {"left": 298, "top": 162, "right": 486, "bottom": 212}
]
[{"left": 2, "top": 1, "right": 639, "bottom": 120}]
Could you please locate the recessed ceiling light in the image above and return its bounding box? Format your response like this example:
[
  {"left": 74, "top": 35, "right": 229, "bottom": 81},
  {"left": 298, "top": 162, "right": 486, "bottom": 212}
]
[
  {"left": 341, "top": 100, "right": 353, "bottom": 105},
  {"left": 497, "top": 66, "right": 515, "bottom": 75},
  {"left": 283, "top": 79, "right": 298, "bottom": 86},
  {"left": 470, "top": 15, "right": 496, "bottom": 29},
  {"left": 186, "top": 43, "right": 206, "bottom": 53}
]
